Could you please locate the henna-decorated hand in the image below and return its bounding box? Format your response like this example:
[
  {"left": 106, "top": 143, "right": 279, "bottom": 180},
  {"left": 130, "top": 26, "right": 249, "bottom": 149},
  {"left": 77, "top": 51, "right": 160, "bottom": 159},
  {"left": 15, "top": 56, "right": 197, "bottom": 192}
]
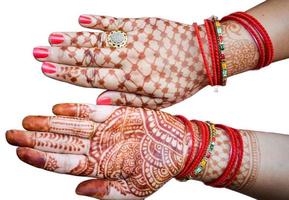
[
  {"left": 6, "top": 103, "right": 191, "bottom": 199},
  {"left": 33, "top": 15, "right": 210, "bottom": 109}
]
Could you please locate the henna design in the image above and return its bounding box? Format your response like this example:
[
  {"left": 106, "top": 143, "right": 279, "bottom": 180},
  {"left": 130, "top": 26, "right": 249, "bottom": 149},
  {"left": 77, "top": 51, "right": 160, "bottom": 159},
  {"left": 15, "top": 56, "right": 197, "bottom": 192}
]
[
  {"left": 230, "top": 130, "right": 260, "bottom": 191},
  {"left": 86, "top": 107, "right": 189, "bottom": 197},
  {"left": 44, "top": 155, "right": 59, "bottom": 171},
  {"left": 222, "top": 20, "right": 259, "bottom": 76},
  {"left": 50, "top": 32, "right": 105, "bottom": 48},
  {"left": 38, "top": 17, "right": 212, "bottom": 108},
  {"left": 48, "top": 116, "right": 96, "bottom": 138},
  {"left": 7, "top": 104, "right": 265, "bottom": 199},
  {"left": 35, "top": 132, "right": 89, "bottom": 154},
  {"left": 193, "top": 126, "right": 260, "bottom": 191},
  {"left": 14, "top": 106, "right": 190, "bottom": 198}
]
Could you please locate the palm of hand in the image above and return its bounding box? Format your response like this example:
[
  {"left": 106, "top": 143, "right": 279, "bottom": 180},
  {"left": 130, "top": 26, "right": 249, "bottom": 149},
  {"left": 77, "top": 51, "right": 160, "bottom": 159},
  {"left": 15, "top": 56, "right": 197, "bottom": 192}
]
[
  {"left": 6, "top": 104, "right": 189, "bottom": 199},
  {"left": 89, "top": 107, "right": 188, "bottom": 198}
]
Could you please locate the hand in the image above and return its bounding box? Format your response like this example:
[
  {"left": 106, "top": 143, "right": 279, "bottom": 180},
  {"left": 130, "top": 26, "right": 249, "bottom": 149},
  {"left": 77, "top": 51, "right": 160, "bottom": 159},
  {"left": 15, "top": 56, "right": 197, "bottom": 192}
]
[
  {"left": 6, "top": 104, "right": 190, "bottom": 199},
  {"left": 33, "top": 15, "right": 210, "bottom": 109}
]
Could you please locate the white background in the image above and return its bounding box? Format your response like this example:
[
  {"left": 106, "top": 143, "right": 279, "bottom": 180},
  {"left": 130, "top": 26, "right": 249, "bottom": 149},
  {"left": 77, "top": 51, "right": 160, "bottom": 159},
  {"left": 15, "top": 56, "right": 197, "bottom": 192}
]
[{"left": 0, "top": 0, "right": 288, "bottom": 199}]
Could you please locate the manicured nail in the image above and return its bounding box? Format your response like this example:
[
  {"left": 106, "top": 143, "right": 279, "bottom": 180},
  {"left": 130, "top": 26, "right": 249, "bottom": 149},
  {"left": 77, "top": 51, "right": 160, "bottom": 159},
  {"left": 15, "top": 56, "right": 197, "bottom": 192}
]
[
  {"left": 96, "top": 97, "right": 112, "bottom": 105},
  {"left": 42, "top": 62, "right": 56, "bottom": 74},
  {"left": 33, "top": 47, "right": 49, "bottom": 59},
  {"left": 79, "top": 15, "right": 92, "bottom": 24},
  {"left": 49, "top": 33, "right": 64, "bottom": 44}
]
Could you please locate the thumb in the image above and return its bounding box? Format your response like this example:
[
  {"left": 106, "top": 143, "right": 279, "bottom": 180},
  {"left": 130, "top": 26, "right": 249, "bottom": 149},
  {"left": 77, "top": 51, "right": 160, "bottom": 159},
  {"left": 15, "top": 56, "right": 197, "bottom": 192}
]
[
  {"left": 76, "top": 179, "right": 144, "bottom": 200},
  {"left": 96, "top": 90, "right": 170, "bottom": 110}
]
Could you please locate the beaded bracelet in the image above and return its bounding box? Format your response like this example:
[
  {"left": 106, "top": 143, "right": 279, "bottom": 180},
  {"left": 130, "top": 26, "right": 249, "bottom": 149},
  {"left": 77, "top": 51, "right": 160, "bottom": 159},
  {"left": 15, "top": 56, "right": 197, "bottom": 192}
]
[
  {"left": 205, "top": 124, "right": 243, "bottom": 187},
  {"left": 194, "top": 121, "right": 217, "bottom": 175},
  {"left": 212, "top": 16, "right": 228, "bottom": 86}
]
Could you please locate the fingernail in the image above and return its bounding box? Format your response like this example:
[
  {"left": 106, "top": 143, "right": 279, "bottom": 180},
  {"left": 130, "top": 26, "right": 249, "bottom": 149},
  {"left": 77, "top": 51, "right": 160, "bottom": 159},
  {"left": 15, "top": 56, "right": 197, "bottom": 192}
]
[
  {"left": 76, "top": 180, "right": 108, "bottom": 197},
  {"left": 6, "top": 130, "right": 34, "bottom": 147},
  {"left": 49, "top": 33, "right": 64, "bottom": 44},
  {"left": 79, "top": 15, "right": 92, "bottom": 24},
  {"left": 96, "top": 97, "right": 112, "bottom": 105},
  {"left": 33, "top": 47, "right": 49, "bottom": 59},
  {"left": 42, "top": 62, "right": 56, "bottom": 74},
  {"left": 16, "top": 147, "right": 46, "bottom": 168}
]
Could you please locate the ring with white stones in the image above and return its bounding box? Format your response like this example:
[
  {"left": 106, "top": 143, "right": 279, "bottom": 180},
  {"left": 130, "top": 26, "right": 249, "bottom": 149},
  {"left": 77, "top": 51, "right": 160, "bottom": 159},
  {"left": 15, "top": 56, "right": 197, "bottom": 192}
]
[{"left": 106, "top": 30, "right": 128, "bottom": 48}]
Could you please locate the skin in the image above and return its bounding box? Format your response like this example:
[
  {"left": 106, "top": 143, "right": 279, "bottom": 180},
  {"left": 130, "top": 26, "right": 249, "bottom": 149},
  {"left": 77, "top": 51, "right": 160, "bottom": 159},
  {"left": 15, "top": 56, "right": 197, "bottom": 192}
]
[
  {"left": 5, "top": 103, "right": 289, "bottom": 199},
  {"left": 32, "top": 0, "right": 289, "bottom": 109},
  {"left": 11, "top": 0, "right": 287, "bottom": 199}
]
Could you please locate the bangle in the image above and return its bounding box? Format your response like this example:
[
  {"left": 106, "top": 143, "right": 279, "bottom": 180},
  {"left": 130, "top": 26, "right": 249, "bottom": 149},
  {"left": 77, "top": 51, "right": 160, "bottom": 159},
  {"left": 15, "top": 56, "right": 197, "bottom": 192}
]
[
  {"left": 212, "top": 16, "right": 228, "bottom": 86},
  {"left": 233, "top": 12, "right": 274, "bottom": 67},
  {"left": 193, "top": 23, "right": 214, "bottom": 86},
  {"left": 221, "top": 12, "right": 274, "bottom": 69},
  {"left": 194, "top": 121, "right": 217, "bottom": 175},
  {"left": 205, "top": 124, "right": 243, "bottom": 187},
  {"left": 175, "top": 115, "right": 195, "bottom": 180},
  {"left": 204, "top": 19, "right": 218, "bottom": 85}
]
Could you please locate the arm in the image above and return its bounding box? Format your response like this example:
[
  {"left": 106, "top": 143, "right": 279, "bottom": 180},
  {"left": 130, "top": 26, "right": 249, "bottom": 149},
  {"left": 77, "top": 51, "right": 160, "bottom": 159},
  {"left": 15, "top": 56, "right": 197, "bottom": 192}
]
[
  {"left": 224, "top": 0, "right": 289, "bottom": 77},
  {"left": 189, "top": 123, "right": 289, "bottom": 200},
  {"left": 5, "top": 103, "right": 289, "bottom": 199}
]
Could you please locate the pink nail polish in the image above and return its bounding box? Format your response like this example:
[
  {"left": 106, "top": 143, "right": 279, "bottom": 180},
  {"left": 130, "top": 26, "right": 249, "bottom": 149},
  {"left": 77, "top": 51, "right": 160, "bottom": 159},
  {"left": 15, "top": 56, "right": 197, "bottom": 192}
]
[
  {"left": 79, "top": 15, "right": 92, "bottom": 24},
  {"left": 97, "top": 97, "right": 112, "bottom": 105},
  {"left": 42, "top": 62, "right": 56, "bottom": 74},
  {"left": 33, "top": 47, "right": 49, "bottom": 59},
  {"left": 49, "top": 33, "right": 64, "bottom": 44}
]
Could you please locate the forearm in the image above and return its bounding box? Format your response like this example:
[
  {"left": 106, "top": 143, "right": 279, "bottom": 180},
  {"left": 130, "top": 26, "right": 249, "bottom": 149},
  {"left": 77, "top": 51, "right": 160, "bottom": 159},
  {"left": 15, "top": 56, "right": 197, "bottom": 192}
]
[
  {"left": 222, "top": 0, "right": 289, "bottom": 77},
  {"left": 247, "top": 0, "right": 289, "bottom": 61},
  {"left": 190, "top": 123, "right": 289, "bottom": 199}
]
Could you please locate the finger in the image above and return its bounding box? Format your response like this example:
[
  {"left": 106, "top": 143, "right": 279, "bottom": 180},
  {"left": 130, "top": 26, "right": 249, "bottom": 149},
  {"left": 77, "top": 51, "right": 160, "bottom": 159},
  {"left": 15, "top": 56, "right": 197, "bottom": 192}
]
[
  {"left": 6, "top": 130, "right": 90, "bottom": 155},
  {"left": 49, "top": 32, "right": 106, "bottom": 48},
  {"left": 79, "top": 15, "right": 146, "bottom": 32},
  {"left": 79, "top": 15, "right": 119, "bottom": 31},
  {"left": 16, "top": 147, "right": 94, "bottom": 176},
  {"left": 96, "top": 90, "right": 173, "bottom": 109},
  {"left": 22, "top": 115, "right": 97, "bottom": 138},
  {"left": 41, "top": 62, "right": 125, "bottom": 89},
  {"left": 76, "top": 179, "right": 143, "bottom": 200},
  {"left": 52, "top": 103, "right": 119, "bottom": 123},
  {"left": 33, "top": 46, "right": 125, "bottom": 68}
]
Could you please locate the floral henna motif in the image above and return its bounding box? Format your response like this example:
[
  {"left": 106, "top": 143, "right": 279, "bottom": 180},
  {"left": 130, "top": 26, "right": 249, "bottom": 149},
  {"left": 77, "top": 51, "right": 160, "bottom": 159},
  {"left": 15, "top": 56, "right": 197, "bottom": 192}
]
[
  {"left": 44, "top": 155, "right": 59, "bottom": 171},
  {"left": 87, "top": 107, "right": 190, "bottom": 197},
  {"left": 193, "top": 127, "right": 260, "bottom": 191},
  {"left": 7, "top": 104, "right": 265, "bottom": 199},
  {"left": 18, "top": 106, "right": 190, "bottom": 198}
]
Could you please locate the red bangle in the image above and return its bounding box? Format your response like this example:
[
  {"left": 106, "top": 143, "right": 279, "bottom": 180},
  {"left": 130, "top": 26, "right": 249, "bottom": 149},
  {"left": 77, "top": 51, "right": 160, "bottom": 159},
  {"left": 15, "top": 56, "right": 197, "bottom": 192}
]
[
  {"left": 204, "top": 19, "right": 218, "bottom": 85},
  {"left": 175, "top": 119, "right": 211, "bottom": 180},
  {"left": 206, "top": 125, "right": 243, "bottom": 187},
  {"left": 221, "top": 12, "right": 274, "bottom": 69},
  {"left": 175, "top": 115, "right": 195, "bottom": 179},
  {"left": 187, "top": 120, "right": 210, "bottom": 177},
  {"left": 221, "top": 15, "right": 266, "bottom": 69},
  {"left": 208, "top": 19, "right": 222, "bottom": 85},
  {"left": 233, "top": 12, "right": 274, "bottom": 66},
  {"left": 193, "top": 23, "right": 214, "bottom": 86}
]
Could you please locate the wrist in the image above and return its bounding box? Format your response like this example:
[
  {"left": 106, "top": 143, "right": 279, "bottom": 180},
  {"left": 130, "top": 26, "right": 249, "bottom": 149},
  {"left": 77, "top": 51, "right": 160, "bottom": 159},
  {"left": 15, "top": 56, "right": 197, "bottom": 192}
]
[
  {"left": 221, "top": 19, "right": 259, "bottom": 77},
  {"left": 177, "top": 118, "right": 259, "bottom": 191}
]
